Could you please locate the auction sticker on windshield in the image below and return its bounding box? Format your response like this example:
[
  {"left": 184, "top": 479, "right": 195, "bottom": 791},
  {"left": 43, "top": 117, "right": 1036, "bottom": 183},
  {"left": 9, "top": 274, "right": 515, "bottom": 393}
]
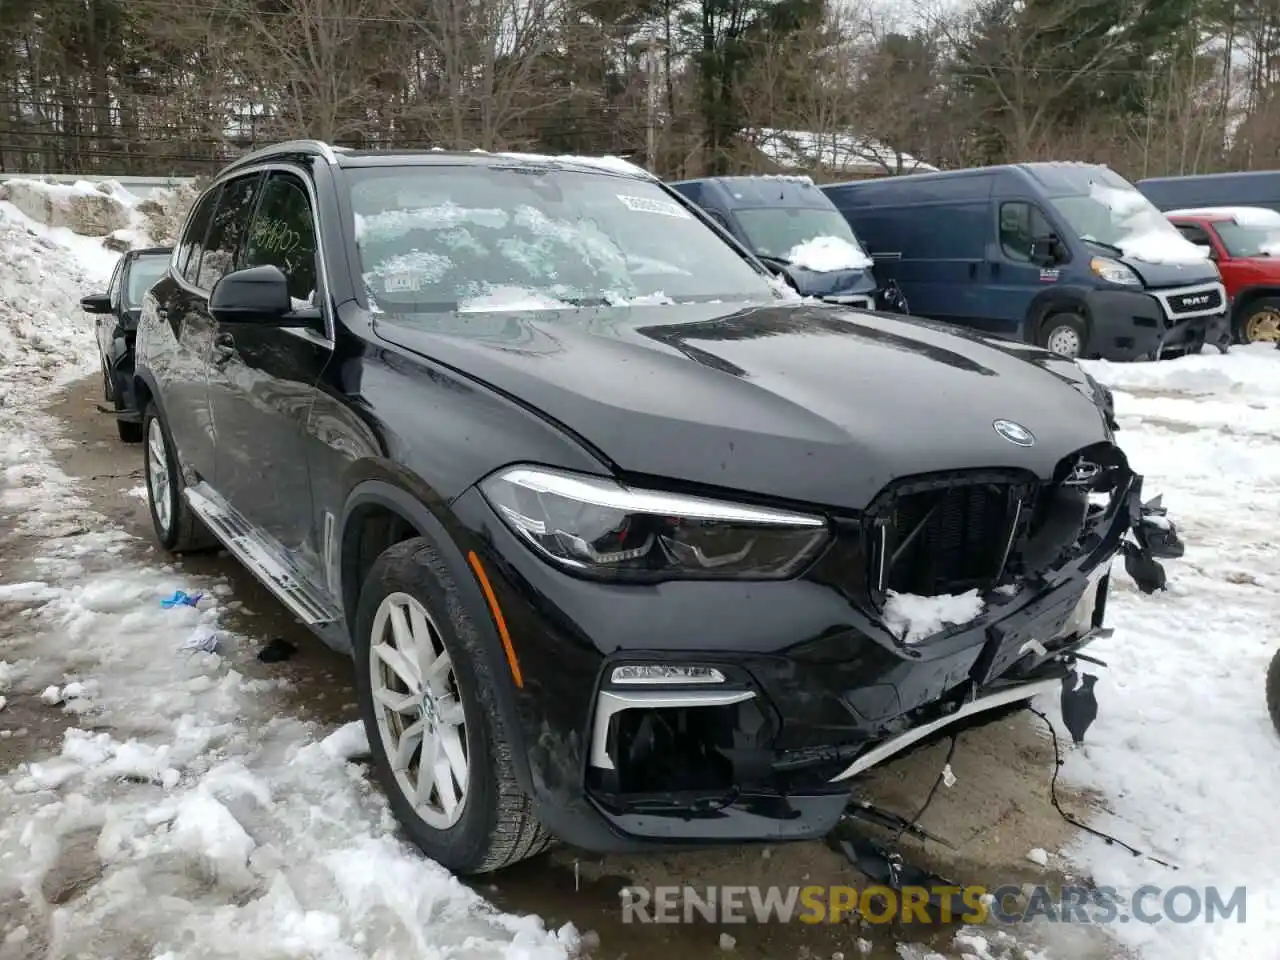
[
  {"left": 383, "top": 272, "right": 421, "bottom": 293},
  {"left": 618, "top": 195, "right": 691, "bottom": 218}
]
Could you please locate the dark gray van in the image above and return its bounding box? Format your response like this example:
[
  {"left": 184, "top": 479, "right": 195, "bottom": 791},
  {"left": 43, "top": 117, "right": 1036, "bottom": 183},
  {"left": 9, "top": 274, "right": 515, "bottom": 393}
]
[
  {"left": 823, "top": 163, "right": 1230, "bottom": 360},
  {"left": 668, "top": 175, "right": 882, "bottom": 309},
  {"left": 1138, "top": 170, "right": 1280, "bottom": 215}
]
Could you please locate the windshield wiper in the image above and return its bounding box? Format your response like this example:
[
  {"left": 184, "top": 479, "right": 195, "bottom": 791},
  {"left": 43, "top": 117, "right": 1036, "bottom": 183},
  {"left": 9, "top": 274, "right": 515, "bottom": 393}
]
[
  {"left": 757, "top": 254, "right": 791, "bottom": 267},
  {"left": 1080, "top": 236, "right": 1125, "bottom": 256}
]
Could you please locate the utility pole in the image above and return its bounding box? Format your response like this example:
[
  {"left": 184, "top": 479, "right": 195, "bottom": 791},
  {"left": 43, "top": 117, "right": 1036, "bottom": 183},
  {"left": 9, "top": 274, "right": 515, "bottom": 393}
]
[{"left": 646, "top": 35, "right": 659, "bottom": 171}]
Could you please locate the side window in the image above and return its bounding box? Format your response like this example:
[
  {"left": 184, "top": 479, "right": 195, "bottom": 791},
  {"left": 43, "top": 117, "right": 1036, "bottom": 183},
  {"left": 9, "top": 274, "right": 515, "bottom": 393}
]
[
  {"left": 1175, "top": 223, "right": 1212, "bottom": 247},
  {"left": 195, "top": 173, "right": 262, "bottom": 291},
  {"left": 177, "top": 188, "right": 220, "bottom": 284},
  {"left": 242, "top": 173, "right": 319, "bottom": 305},
  {"left": 999, "top": 202, "right": 1055, "bottom": 262}
]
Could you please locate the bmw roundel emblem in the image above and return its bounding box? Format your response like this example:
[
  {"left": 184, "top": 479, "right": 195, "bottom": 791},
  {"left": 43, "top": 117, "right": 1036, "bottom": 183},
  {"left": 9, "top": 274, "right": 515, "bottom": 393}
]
[{"left": 993, "top": 419, "right": 1035, "bottom": 447}]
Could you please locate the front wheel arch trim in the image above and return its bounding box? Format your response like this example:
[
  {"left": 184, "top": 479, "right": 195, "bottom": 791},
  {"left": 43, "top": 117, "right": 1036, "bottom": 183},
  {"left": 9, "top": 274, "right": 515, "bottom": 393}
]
[{"left": 338, "top": 480, "right": 536, "bottom": 796}]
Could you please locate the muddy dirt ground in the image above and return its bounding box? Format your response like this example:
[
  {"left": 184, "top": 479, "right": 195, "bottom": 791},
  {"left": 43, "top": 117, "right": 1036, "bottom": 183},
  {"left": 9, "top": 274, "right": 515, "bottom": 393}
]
[{"left": 0, "top": 374, "right": 1129, "bottom": 959}]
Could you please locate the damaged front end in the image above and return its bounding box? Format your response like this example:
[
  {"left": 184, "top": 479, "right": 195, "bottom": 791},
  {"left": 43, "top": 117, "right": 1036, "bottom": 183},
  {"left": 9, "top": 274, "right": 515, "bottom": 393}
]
[{"left": 578, "top": 440, "right": 1183, "bottom": 841}]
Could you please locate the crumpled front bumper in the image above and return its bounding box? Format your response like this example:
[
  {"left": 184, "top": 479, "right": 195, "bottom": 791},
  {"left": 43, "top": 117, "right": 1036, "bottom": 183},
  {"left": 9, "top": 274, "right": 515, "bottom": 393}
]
[{"left": 571, "top": 469, "right": 1182, "bottom": 844}]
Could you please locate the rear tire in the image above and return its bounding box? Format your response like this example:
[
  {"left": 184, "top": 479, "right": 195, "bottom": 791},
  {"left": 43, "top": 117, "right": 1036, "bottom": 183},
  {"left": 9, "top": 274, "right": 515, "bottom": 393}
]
[
  {"left": 1267, "top": 649, "right": 1280, "bottom": 737},
  {"left": 142, "top": 403, "right": 215, "bottom": 552},
  {"left": 353, "top": 537, "right": 552, "bottom": 875},
  {"left": 1038, "top": 312, "right": 1087, "bottom": 359}
]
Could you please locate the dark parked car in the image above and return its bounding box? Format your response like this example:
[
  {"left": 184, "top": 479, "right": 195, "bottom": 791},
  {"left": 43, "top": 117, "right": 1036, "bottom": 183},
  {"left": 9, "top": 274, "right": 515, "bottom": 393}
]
[
  {"left": 133, "top": 140, "right": 1177, "bottom": 875},
  {"left": 80, "top": 246, "right": 172, "bottom": 442}
]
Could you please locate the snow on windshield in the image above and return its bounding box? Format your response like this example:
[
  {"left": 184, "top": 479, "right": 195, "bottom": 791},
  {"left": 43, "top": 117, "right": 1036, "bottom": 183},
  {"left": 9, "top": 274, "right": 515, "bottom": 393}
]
[
  {"left": 1079, "top": 182, "right": 1209, "bottom": 264},
  {"left": 349, "top": 170, "right": 782, "bottom": 313},
  {"left": 785, "top": 235, "right": 874, "bottom": 272}
]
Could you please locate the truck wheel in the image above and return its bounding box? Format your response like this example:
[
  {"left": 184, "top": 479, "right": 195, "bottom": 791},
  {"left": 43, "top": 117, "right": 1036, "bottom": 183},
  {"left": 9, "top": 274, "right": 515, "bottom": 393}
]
[
  {"left": 1238, "top": 299, "right": 1280, "bottom": 344},
  {"left": 1038, "top": 313, "right": 1087, "bottom": 359},
  {"left": 1267, "top": 648, "right": 1280, "bottom": 737},
  {"left": 353, "top": 537, "right": 553, "bottom": 875},
  {"left": 142, "top": 403, "right": 215, "bottom": 552}
]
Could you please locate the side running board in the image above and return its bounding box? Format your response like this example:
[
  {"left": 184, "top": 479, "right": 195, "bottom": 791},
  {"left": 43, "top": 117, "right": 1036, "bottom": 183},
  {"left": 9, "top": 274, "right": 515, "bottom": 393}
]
[{"left": 184, "top": 482, "right": 342, "bottom": 626}]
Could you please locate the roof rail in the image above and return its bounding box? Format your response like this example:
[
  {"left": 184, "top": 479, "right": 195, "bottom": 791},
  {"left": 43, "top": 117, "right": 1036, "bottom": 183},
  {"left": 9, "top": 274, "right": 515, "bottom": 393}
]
[{"left": 225, "top": 139, "right": 341, "bottom": 171}]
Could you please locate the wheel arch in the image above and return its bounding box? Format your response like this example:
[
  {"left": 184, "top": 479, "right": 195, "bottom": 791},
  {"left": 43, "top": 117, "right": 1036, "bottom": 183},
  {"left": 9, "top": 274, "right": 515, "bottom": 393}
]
[
  {"left": 337, "top": 474, "right": 536, "bottom": 794},
  {"left": 1025, "top": 288, "right": 1092, "bottom": 345},
  {"left": 1230, "top": 285, "right": 1280, "bottom": 324}
]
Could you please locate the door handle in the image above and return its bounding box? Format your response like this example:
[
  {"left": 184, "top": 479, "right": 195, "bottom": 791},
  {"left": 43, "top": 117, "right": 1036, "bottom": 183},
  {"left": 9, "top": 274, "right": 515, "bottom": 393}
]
[{"left": 211, "top": 332, "right": 236, "bottom": 368}]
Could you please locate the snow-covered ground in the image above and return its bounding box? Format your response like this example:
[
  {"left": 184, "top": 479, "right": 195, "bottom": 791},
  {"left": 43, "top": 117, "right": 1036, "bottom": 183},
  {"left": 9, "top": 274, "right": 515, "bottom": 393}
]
[
  {"left": 0, "top": 188, "right": 582, "bottom": 959},
  {"left": 0, "top": 175, "right": 1278, "bottom": 960},
  {"left": 1063, "top": 350, "right": 1280, "bottom": 959}
]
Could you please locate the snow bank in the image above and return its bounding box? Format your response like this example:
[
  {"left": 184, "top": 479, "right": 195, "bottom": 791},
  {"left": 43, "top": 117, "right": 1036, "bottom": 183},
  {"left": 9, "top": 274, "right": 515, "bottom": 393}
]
[
  {"left": 0, "top": 178, "right": 131, "bottom": 236},
  {"left": 0, "top": 176, "right": 198, "bottom": 409},
  {"left": 0, "top": 203, "right": 115, "bottom": 409},
  {"left": 786, "top": 235, "right": 874, "bottom": 272}
]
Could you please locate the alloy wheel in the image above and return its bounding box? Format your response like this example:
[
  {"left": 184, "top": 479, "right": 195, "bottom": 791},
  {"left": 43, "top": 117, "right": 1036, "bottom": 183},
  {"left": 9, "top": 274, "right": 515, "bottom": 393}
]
[
  {"left": 1245, "top": 308, "right": 1280, "bottom": 343},
  {"left": 369, "top": 591, "right": 470, "bottom": 830},
  {"left": 146, "top": 417, "right": 172, "bottom": 536}
]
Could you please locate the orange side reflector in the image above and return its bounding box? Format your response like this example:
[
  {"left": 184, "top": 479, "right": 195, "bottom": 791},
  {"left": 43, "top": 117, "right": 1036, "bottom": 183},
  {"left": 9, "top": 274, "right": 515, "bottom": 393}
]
[{"left": 466, "top": 550, "right": 524, "bottom": 689}]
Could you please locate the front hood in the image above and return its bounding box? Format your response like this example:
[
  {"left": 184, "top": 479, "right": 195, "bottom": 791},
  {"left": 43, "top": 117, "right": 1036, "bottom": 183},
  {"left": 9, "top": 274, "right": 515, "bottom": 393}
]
[
  {"left": 782, "top": 265, "right": 876, "bottom": 298},
  {"left": 374, "top": 303, "right": 1111, "bottom": 510},
  {"left": 1118, "top": 256, "right": 1219, "bottom": 288}
]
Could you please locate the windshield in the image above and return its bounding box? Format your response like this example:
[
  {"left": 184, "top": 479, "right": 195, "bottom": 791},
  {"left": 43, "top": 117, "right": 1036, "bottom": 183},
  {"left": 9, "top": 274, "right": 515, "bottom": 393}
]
[
  {"left": 125, "top": 255, "right": 169, "bottom": 308},
  {"left": 734, "top": 207, "right": 871, "bottom": 268},
  {"left": 1214, "top": 221, "right": 1280, "bottom": 258},
  {"left": 347, "top": 166, "right": 778, "bottom": 312},
  {"left": 1048, "top": 176, "right": 1206, "bottom": 264}
]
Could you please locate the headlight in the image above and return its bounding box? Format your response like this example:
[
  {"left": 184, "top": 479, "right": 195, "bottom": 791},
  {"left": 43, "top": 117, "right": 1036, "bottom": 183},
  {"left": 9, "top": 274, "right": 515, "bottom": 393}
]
[
  {"left": 479, "top": 465, "right": 831, "bottom": 581},
  {"left": 1090, "top": 257, "right": 1141, "bottom": 286}
]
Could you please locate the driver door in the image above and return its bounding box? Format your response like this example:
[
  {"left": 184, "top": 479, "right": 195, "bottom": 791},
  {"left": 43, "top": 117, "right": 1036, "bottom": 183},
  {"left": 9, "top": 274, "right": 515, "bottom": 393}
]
[
  {"left": 207, "top": 167, "right": 333, "bottom": 574},
  {"left": 985, "top": 200, "right": 1060, "bottom": 337}
]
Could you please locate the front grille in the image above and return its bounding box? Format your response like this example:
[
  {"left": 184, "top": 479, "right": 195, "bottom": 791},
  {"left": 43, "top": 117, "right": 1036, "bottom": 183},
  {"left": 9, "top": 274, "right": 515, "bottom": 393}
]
[
  {"left": 1166, "top": 287, "right": 1223, "bottom": 315},
  {"left": 868, "top": 473, "right": 1037, "bottom": 598}
]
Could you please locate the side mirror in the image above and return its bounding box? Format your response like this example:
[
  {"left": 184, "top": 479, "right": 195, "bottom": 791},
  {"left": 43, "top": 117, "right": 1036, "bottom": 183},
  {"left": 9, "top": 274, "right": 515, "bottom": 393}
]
[
  {"left": 1194, "top": 244, "right": 1215, "bottom": 259},
  {"left": 1031, "top": 236, "right": 1058, "bottom": 265},
  {"left": 80, "top": 293, "right": 112, "bottom": 314},
  {"left": 209, "top": 265, "right": 313, "bottom": 326}
]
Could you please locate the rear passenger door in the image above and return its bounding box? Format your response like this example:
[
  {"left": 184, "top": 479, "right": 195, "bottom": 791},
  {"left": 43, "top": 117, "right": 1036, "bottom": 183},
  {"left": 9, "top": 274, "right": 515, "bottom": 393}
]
[{"left": 149, "top": 185, "right": 225, "bottom": 483}]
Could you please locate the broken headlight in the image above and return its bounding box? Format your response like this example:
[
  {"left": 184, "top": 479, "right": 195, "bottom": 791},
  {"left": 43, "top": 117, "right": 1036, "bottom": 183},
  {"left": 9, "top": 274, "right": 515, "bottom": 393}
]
[{"left": 479, "top": 465, "right": 830, "bottom": 581}]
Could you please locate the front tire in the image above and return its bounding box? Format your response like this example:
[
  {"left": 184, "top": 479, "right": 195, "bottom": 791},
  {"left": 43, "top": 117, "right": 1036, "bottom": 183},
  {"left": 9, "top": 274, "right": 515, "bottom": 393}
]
[
  {"left": 142, "top": 403, "right": 214, "bottom": 552},
  {"left": 1038, "top": 312, "right": 1088, "bottom": 359},
  {"left": 1238, "top": 298, "right": 1280, "bottom": 345},
  {"left": 353, "top": 538, "right": 552, "bottom": 874}
]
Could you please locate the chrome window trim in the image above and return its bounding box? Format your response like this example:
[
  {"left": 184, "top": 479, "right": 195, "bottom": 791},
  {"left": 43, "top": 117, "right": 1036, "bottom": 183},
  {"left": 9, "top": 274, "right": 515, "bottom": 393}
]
[{"left": 167, "top": 161, "right": 336, "bottom": 346}]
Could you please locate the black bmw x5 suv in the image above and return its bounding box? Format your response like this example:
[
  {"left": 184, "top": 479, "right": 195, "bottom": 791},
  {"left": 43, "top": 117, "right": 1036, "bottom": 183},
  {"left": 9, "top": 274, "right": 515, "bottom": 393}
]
[{"left": 134, "top": 140, "right": 1176, "bottom": 875}]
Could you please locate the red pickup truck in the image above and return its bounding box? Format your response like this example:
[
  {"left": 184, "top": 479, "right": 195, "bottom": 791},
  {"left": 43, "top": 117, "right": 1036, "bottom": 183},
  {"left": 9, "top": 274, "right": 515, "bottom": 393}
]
[{"left": 1165, "top": 206, "right": 1280, "bottom": 344}]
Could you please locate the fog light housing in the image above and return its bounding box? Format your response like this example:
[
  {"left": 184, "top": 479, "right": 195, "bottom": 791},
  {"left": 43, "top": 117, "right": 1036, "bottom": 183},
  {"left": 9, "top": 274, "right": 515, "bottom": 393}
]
[{"left": 610, "top": 664, "right": 726, "bottom": 685}]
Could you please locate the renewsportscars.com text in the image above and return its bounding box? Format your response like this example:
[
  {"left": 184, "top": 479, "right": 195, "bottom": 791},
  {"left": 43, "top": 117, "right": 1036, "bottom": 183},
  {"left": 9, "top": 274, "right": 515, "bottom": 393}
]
[{"left": 619, "top": 884, "right": 1247, "bottom": 926}]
